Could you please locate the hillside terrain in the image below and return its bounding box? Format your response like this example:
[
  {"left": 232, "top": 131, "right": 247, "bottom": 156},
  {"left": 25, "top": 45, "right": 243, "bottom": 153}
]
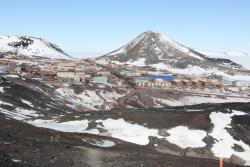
[
  {"left": 0, "top": 35, "right": 71, "bottom": 59},
  {"left": 98, "top": 31, "right": 250, "bottom": 80},
  {"left": 1, "top": 32, "right": 250, "bottom": 166},
  {"left": 1, "top": 76, "right": 250, "bottom": 165}
]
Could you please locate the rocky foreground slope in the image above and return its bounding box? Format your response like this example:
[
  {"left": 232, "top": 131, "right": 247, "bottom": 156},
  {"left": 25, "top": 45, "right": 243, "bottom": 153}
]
[
  {"left": 1, "top": 112, "right": 244, "bottom": 167},
  {"left": 1, "top": 75, "right": 250, "bottom": 166}
]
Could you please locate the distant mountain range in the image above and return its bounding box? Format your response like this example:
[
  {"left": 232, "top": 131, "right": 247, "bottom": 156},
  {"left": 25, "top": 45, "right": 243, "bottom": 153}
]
[
  {"left": 197, "top": 50, "right": 250, "bottom": 70},
  {"left": 0, "top": 35, "right": 72, "bottom": 59}
]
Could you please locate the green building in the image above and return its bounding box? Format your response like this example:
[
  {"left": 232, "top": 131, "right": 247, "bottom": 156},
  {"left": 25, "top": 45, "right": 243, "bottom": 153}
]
[
  {"left": 93, "top": 76, "right": 108, "bottom": 84},
  {"left": 73, "top": 75, "right": 81, "bottom": 83},
  {"left": 221, "top": 80, "right": 234, "bottom": 86},
  {"left": 120, "top": 70, "right": 137, "bottom": 77}
]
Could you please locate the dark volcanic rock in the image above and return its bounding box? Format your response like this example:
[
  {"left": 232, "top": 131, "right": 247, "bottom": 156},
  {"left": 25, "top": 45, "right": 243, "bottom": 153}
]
[
  {"left": 229, "top": 154, "right": 246, "bottom": 165},
  {"left": 0, "top": 113, "right": 243, "bottom": 167}
]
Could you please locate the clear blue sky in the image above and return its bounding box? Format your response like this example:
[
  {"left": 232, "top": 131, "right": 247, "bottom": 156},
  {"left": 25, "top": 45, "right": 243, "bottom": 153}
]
[{"left": 0, "top": 0, "right": 249, "bottom": 57}]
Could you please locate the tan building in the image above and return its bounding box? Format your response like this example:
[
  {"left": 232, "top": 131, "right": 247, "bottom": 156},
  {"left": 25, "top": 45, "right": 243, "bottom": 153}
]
[
  {"left": 105, "top": 100, "right": 117, "bottom": 110},
  {"left": 191, "top": 80, "right": 204, "bottom": 86},
  {"left": 58, "top": 62, "right": 76, "bottom": 68},
  {"left": 200, "top": 79, "right": 217, "bottom": 87},
  {"left": 171, "top": 79, "right": 183, "bottom": 86},
  {"left": 117, "top": 80, "right": 124, "bottom": 87},
  {"left": 57, "top": 72, "right": 75, "bottom": 78},
  {"left": 182, "top": 79, "right": 192, "bottom": 86},
  {"left": 138, "top": 70, "right": 148, "bottom": 75},
  {"left": 155, "top": 82, "right": 171, "bottom": 88},
  {"left": 148, "top": 82, "right": 155, "bottom": 87},
  {"left": 97, "top": 71, "right": 111, "bottom": 76},
  {"left": 210, "top": 79, "right": 218, "bottom": 86},
  {"left": 154, "top": 79, "right": 170, "bottom": 88},
  {"left": 75, "top": 72, "right": 86, "bottom": 79}
]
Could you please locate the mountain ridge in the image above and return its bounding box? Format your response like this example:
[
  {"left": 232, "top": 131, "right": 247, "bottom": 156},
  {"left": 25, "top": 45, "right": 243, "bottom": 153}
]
[
  {"left": 0, "top": 35, "right": 72, "bottom": 60},
  {"left": 97, "top": 31, "right": 250, "bottom": 81},
  {"left": 99, "top": 31, "right": 245, "bottom": 70},
  {"left": 197, "top": 49, "right": 250, "bottom": 70}
]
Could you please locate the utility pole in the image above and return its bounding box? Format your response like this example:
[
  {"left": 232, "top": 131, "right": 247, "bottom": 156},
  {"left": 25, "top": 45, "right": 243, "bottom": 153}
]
[{"left": 219, "top": 158, "right": 223, "bottom": 167}]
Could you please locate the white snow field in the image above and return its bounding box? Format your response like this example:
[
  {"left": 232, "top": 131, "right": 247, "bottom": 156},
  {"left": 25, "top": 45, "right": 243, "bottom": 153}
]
[
  {"left": 95, "top": 118, "right": 159, "bottom": 145},
  {"left": 29, "top": 119, "right": 89, "bottom": 133},
  {"left": 209, "top": 111, "right": 250, "bottom": 165},
  {"left": 56, "top": 88, "right": 104, "bottom": 110},
  {"left": 166, "top": 126, "right": 207, "bottom": 149}
]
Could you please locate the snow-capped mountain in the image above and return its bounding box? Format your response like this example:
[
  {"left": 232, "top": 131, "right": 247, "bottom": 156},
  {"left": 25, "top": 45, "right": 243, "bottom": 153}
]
[
  {"left": 98, "top": 31, "right": 248, "bottom": 70},
  {"left": 98, "top": 31, "right": 250, "bottom": 81},
  {"left": 0, "top": 35, "right": 72, "bottom": 59},
  {"left": 98, "top": 31, "right": 243, "bottom": 69},
  {"left": 98, "top": 31, "right": 206, "bottom": 67}
]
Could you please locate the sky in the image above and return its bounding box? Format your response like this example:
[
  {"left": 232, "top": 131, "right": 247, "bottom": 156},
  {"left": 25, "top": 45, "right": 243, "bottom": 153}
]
[{"left": 0, "top": 0, "right": 250, "bottom": 58}]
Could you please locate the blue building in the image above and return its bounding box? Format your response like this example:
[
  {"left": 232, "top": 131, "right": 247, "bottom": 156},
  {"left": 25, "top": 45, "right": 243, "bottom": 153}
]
[{"left": 142, "top": 75, "right": 175, "bottom": 81}]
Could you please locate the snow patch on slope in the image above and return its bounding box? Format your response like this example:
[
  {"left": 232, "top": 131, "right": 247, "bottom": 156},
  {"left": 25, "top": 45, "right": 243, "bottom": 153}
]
[
  {"left": 29, "top": 119, "right": 89, "bottom": 133},
  {"left": 21, "top": 99, "right": 34, "bottom": 107},
  {"left": 56, "top": 88, "right": 104, "bottom": 110},
  {"left": 0, "top": 87, "right": 4, "bottom": 93},
  {"left": 26, "top": 117, "right": 207, "bottom": 149},
  {"left": 154, "top": 95, "right": 250, "bottom": 107},
  {"left": 166, "top": 126, "right": 207, "bottom": 149},
  {"left": 151, "top": 63, "right": 250, "bottom": 81},
  {"left": 96, "top": 118, "right": 159, "bottom": 145},
  {"left": 0, "top": 100, "right": 13, "bottom": 106},
  {"left": 0, "top": 107, "right": 39, "bottom": 121},
  {"left": 209, "top": 111, "right": 250, "bottom": 165},
  {"left": 157, "top": 33, "right": 189, "bottom": 53},
  {"left": 126, "top": 58, "right": 146, "bottom": 66},
  {"left": 99, "top": 90, "right": 125, "bottom": 101}
]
